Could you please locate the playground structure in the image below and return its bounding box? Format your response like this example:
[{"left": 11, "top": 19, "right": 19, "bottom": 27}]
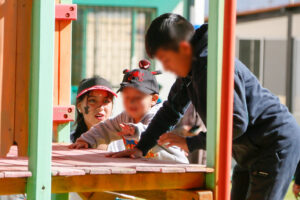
[{"left": 0, "top": 0, "right": 236, "bottom": 199}]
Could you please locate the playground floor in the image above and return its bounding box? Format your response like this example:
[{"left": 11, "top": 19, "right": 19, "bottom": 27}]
[{"left": 0, "top": 144, "right": 213, "bottom": 195}]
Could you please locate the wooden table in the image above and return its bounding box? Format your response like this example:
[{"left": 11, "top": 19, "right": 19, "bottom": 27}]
[{"left": 0, "top": 144, "right": 213, "bottom": 197}]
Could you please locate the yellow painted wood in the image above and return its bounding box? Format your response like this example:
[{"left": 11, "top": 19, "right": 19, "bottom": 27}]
[
  {"left": 52, "top": 173, "right": 205, "bottom": 193},
  {"left": 0, "top": 178, "right": 27, "bottom": 195},
  {"left": 167, "top": 190, "right": 213, "bottom": 200}
]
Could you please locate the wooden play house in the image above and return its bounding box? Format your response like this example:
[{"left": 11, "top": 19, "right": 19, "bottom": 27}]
[{"left": 0, "top": 0, "right": 236, "bottom": 199}]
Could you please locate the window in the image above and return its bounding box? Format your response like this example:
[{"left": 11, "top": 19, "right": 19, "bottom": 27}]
[
  {"left": 72, "top": 6, "right": 155, "bottom": 87},
  {"left": 237, "top": 38, "right": 288, "bottom": 105}
]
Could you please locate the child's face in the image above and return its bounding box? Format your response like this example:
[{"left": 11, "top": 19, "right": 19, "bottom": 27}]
[
  {"left": 77, "top": 90, "right": 113, "bottom": 129},
  {"left": 155, "top": 41, "right": 193, "bottom": 77},
  {"left": 122, "top": 87, "right": 157, "bottom": 122}
]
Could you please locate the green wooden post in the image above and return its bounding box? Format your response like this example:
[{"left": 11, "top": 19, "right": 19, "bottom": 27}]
[
  {"left": 26, "top": 0, "right": 55, "bottom": 199},
  {"left": 81, "top": 9, "right": 88, "bottom": 79},
  {"left": 130, "top": 10, "right": 137, "bottom": 67},
  {"left": 206, "top": 0, "right": 225, "bottom": 190}
]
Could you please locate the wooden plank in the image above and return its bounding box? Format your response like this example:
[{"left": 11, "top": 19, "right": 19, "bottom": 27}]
[
  {"left": 26, "top": 0, "right": 55, "bottom": 199},
  {"left": 114, "top": 191, "right": 166, "bottom": 200},
  {"left": 14, "top": 0, "right": 33, "bottom": 157},
  {"left": 89, "top": 191, "right": 147, "bottom": 200},
  {"left": 0, "top": 0, "right": 17, "bottom": 156},
  {"left": 51, "top": 167, "right": 85, "bottom": 176},
  {"left": 166, "top": 190, "right": 213, "bottom": 200},
  {"left": 0, "top": 178, "right": 27, "bottom": 195},
  {"left": 3, "top": 171, "right": 32, "bottom": 178},
  {"left": 52, "top": 173, "right": 206, "bottom": 193}
]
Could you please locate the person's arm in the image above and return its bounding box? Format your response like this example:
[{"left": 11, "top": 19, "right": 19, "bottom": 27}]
[
  {"left": 185, "top": 64, "right": 248, "bottom": 151},
  {"left": 136, "top": 78, "right": 191, "bottom": 156},
  {"left": 295, "top": 162, "right": 300, "bottom": 185},
  {"left": 231, "top": 66, "right": 249, "bottom": 139},
  {"left": 78, "top": 113, "right": 125, "bottom": 148},
  {"left": 122, "top": 104, "right": 163, "bottom": 141}
]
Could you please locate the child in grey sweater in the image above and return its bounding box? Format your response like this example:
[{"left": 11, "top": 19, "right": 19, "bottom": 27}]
[{"left": 69, "top": 61, "right": 189, "bottom": 163}]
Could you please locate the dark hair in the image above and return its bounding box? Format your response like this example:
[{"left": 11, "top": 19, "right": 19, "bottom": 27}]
[
  {"left": 71, "top": 77, "right": 114, "bottom": 143},
  {"left": 71, "top": 92, "right": 88, "bottom": 143},
  {"left": 145, "top": 13, "right": 194, "bottom": 58}
]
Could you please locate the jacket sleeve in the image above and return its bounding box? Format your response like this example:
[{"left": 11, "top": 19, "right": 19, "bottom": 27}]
[
  {"left": 186, "top": 132, "right": 207, "bottom": 152},
  {"left": 232, "top": 65, "right": 249, "bottom": 139},
  {"left": 186, "top": 63, "right": 249, "bottom": 152},
  {"left": 295, "top": 161, "right": 300, "bottom": 185},
  {"left": 136, "top": 78, "right": 191, "bottom": 156},
  {"left": 79, "top": 113, "right": 124, "bottom": 148}
]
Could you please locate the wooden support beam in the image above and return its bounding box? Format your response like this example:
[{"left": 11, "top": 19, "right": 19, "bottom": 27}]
[
  {"left": 218, "top": 0, "right": 236, "bottom": 199},
  {"left": 0, "top": 0, "right": 17, "bottom": 157},
  {"left": 166, "top": 190, "right": 213, "bottom": 200},
  {"left": 0, "top": 172, "right": 206, "bottom": 195},
  {"left": 206, "top": 0, "right": 225, "bottom": 196},
  {"left": 85, "top": 190, "right": 213, "bottom": 200},
  {"left": 52, "top": 173, "right": 205, "bottom": 193},
  {"left": 14, "top": 0, "right": 33, "bottom": 157},
  {"left": 52, "top": 1, "right": 73, "bottom": 199},
  {"left": 53, "top": 0, "right": 73, "bottom": 143},
  {"left": 0, "top": 178, "right": 27, "bottom": 195},
  {"left": 26, "top": 0, "right": 55, "bottom": 199}
]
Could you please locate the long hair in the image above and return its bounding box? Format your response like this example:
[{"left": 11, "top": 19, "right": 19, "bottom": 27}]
[{"left": 71, "top": 92, "right": 89, "bottom": 143}]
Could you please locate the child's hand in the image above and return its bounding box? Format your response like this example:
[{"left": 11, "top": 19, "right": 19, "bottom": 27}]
[
  {"left": 157, "top": 132, "right": 189, "bottom": 152},
  {"left": 118, "top": 123, "right": 135, "bottom": 136},
  {"left": 106, "top": 148, "right": 143, "bottom": 159},
  {"left": 68, "top": 140, "right": 89, "bottom": 149}
]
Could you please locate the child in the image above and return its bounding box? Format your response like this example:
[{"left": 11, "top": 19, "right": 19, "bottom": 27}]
[
  {"left": 71, "top": 76, "right": 116, "bottom": 143},
  {"left": 108, "top": 14, "right": 300, "bottom": 200},
  {"left": 69, "top": 60, "right": 189, "bottom": 164}
]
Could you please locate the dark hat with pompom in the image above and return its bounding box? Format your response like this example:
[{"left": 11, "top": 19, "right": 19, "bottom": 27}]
[{"left": 117, "top": 59, "right": 162, "bottom": 94}]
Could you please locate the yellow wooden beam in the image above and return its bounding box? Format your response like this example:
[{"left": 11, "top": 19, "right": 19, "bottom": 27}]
[
  {"left": 167, "top": 190, "right": 213, "bottom": 200},
  {"left": 0, "top": 172, "right": 206, "bottom": 195},
  {"left": 52, "top": 173, "right": 205, "bottom": 193},
  {"left": 0, "top": 178, "right": 27, "bottom": 195}
]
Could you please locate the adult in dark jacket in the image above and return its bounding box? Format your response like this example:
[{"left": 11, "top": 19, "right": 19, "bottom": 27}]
[{"left": 108, "top": 14, "right": 300, "bottom": 200}]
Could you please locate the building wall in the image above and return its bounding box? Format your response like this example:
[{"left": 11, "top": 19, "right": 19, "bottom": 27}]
[
  {"left": 236, "top": 14, "right": 300, "bottom": 38},
  {"left": 235, "top": 13, "right": 300, "bottom": 124}
]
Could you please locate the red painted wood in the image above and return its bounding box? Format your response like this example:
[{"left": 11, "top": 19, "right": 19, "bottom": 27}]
[
  {"left": 53, "top": 105, "right": 75, "bottom": 123},
  {"left": 218, "top": 0, "right": 237, "bottom": 199},
  {"left": 0, "top": 144, "right": 213, "bottom": 179},
  {"left": 55, "top": 4, "right": 77, "bottom": 20}
]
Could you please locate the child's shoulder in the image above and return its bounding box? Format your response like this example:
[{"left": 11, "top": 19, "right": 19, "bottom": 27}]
[{"left": 144, "top": 103, "right": 163, "bottom": 118}]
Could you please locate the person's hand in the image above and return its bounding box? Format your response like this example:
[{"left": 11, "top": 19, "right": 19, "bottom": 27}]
[
  {"left": 106, "top": 148, "right": 143, "bottom": 159},
  {"left": 157, "top": 132, "right": 189, "bottom": 152},
  {"left": 118, "top": 123, "right": 135, "bottom": 136},
  {"left": 293, "top": 183, "right": 300, "bottom": 199},
  {"left": 68, "top": 140, "right": 89, "bottom": 149}
]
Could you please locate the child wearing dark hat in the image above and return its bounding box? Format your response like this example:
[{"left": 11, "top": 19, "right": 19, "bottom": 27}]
[{"left": 69, "top": 60, "right": 188, "bottom": 163}]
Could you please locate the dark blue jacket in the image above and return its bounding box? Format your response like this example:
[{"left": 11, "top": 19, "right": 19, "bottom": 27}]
[{"left": 136, "top": 24, "right": 300, "bottom": 167}]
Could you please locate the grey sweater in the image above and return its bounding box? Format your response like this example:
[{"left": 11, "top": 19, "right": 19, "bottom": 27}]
[{"left": 78, "top": 103, "right": 189, "bottom": 163}]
